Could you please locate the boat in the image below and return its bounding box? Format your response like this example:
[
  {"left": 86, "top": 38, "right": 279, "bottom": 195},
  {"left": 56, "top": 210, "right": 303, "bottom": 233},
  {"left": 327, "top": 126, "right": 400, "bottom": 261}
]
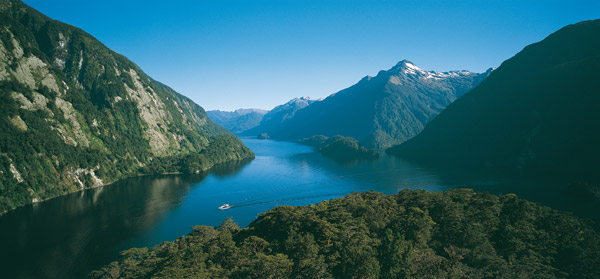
[{"left": 218, "top": 204, "right": 231, "bottom": 210}]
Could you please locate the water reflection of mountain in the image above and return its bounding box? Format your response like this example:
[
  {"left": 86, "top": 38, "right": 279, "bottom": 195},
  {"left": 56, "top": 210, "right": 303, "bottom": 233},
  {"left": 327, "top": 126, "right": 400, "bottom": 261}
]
[
  {"left": 2, "top": 139, "right": 599, "bottom": 279},
  {"left": 210, "top": 158, "right": 253, "bottom": 177},
  {"left": 0, "top": 174, "right": 206, "bottom": 279},
  {"left": 292, "top": 150, "right": 600, "bottom": 228},
  {"left": 288, "top": 151, "right": 446, "bottom": 193}
]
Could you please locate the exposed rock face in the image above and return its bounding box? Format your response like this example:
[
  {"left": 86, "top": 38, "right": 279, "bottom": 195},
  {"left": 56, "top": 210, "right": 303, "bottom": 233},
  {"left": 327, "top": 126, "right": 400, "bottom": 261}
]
[
  {"left": 9, "top": 115, "right": 26, "bottom": 131},
  {"left": 0, "top": 0, "right": 253, "bottom": 212}
]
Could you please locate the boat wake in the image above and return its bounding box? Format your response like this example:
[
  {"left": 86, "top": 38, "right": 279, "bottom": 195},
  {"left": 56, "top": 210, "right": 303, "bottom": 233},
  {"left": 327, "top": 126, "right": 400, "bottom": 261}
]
[{"left": 224, "top": 192, "right": 348, "bottom": 209}]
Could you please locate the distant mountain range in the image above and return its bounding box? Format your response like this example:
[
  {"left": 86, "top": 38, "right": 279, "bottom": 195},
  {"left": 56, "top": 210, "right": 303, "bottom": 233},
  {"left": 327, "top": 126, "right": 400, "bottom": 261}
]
[
  {"left": 388, "top": 19, "right": 600, "bottom": 184},
  {"left": 243, "top": 61, "right": 491, "bottom": 148},
  {"left": 241, "top": 96, "right": 318, "bottom": 136},
  {"left": 207, "top": 108, "right": 267, "bottom": 134},
  {"left": 0, "top": 0, "right": 253, "bottom": 212}
]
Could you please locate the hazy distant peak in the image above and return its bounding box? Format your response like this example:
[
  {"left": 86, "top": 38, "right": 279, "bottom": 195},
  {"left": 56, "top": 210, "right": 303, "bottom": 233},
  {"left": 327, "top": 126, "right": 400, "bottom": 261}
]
[
  {"left": 267, "top": 96, "right": 317, "bottom": 116},
  {"left": 285, "top": 96, "right": 313, "bottom": 105},
  {"left": 210, "top": 108, "right": 267, "bottom": 114},
  {"left": 234, "top": 108, "right": 268, "bottom": 115},
  {"left": 290, "top": 96, "right": 312, "bottom": 102}
]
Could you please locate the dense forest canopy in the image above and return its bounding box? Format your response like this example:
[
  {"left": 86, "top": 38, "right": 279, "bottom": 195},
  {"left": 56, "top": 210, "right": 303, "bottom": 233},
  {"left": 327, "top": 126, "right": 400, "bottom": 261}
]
[
  {"left": 300, "top": 135, "right": 379, "bottom": 160},
  {"left": 91, "top": 189, "right": 600, "bottom": 279}
]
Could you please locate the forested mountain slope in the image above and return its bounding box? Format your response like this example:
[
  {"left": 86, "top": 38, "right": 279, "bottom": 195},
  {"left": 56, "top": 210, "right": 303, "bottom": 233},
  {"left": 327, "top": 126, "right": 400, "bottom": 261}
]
[
  {"left": 249, "top": 61, "right": 490, "bottom": 149},
  {"left": 0, "top": 0, "right": 253, "bottom": 212},
  {"left": 387, "top": 19, "right": 600, "bottom": 184}
]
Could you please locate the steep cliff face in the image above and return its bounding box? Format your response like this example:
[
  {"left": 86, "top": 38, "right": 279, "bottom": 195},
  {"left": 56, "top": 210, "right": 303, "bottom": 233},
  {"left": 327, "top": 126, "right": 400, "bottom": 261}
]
[{"left": 0, "top": 0, "right": 253, "bottom": 212}]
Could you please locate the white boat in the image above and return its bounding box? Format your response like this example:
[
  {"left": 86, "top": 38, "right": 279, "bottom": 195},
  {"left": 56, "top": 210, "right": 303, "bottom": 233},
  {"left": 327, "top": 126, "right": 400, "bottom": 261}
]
[{"left": 218, "top": 204, "right": 231, "bottom": 210}]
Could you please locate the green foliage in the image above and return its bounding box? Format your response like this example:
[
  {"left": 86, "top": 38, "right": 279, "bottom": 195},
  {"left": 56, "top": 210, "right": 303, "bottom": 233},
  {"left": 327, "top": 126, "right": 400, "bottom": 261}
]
[
  {"left": 141, "top": 135, "right": 254, "bottom": 174},
  {"left": 90, "top": 189, "right": 600, "bottom": 279},
  {"left": 0, "top": 0, "right": 254, "bottom": 213},
  {"left": 300, "top": 135, "right": 379, "bottom": 160},
  {"left": 298, "top": 135, "right": 329, "bottom": 147}
]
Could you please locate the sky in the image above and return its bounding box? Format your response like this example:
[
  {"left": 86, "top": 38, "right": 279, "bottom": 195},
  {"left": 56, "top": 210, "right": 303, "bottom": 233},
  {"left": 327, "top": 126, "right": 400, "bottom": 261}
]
[{"left": 23, "top": 0, "right": 600, "bottom": 111}]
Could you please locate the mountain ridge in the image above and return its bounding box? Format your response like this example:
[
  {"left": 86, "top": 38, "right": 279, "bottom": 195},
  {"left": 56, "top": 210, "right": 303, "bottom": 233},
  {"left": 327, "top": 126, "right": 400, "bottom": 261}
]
[
  {"left": 387, "top": 19, "right": 600, "bottom": 184},
  {"left": 207, "top": 108, "right": 268, "bottom": 134},
  {"left": 0, "top": 0, "right": 254, "bottom": 213},
  {"left": 246, "top": 60, "right": 491, "bottom": 148},
  {"left": 242, "top": 96, "right": 318, "bottom": 137}
]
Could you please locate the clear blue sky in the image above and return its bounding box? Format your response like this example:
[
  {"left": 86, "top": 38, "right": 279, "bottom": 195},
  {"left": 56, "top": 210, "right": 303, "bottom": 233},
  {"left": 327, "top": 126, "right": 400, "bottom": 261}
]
[{"left": 23, "top": 0, "right": 600, "bottom": 111}]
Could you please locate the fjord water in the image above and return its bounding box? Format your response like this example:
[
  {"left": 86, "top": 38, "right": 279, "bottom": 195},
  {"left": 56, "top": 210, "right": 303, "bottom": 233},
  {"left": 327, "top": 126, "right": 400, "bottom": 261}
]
[{"left": 1, "top": 138, "right": 598, "bottom": 279}]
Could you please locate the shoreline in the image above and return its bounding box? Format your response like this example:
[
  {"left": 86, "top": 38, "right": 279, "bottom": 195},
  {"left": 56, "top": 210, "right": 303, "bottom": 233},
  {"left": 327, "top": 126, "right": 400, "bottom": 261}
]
[{"left": 0, "top": 155, "right": 255, "bottom": 216}]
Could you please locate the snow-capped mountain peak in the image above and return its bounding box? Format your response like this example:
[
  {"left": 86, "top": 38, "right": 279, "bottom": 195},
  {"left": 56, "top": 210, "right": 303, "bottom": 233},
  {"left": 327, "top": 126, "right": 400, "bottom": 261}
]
[{"left": 390, "top": 60, "right": 476, "bottom": 80}]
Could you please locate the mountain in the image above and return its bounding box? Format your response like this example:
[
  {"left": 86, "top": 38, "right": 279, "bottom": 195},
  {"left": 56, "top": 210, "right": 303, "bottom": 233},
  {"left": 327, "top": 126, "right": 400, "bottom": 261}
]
[
  {"left": 0, "top": 0, "right": 254, "bottom": 213},
  {"left": 91, "top": 189, "right": 600, "bottom": 278},
  {"left": 246, "top": 61, "right": 491, "bottom": 149},
  {"left": 387, "top": 20, "right": 600, "bottom": 184},
  {"left": 207, "top": 108, "right": 268, "bottom": 134},
  {"left": 242, "top": 96, "right": 317, "bottom": 137}
]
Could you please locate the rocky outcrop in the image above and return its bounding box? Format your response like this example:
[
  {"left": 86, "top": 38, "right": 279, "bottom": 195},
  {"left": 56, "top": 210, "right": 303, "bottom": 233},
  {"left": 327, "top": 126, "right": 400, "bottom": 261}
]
[{"left": 0, "top": 0, "right": 254, "bottom": 213}]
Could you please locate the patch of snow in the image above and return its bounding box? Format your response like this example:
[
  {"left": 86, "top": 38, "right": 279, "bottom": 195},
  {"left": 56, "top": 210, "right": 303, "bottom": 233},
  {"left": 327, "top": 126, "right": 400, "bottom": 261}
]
[
  {"left": 403, "top": 61, "right": 423, "bottom": 74},
  {"left": 394, "top": 60, "right": 476, "bottom": 81}
]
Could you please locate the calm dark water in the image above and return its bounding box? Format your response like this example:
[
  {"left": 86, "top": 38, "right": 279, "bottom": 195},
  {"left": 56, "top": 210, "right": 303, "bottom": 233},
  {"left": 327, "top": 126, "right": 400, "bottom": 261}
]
[{"left": 1, "top": 138, "right": 598, "bottom": 279}]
